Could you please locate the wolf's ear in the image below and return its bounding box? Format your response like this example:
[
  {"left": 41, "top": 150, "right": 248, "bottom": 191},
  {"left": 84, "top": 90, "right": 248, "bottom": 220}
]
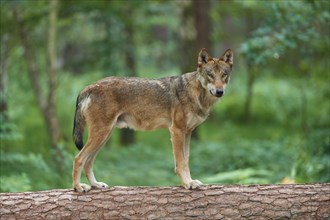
[
  {"left": 198, "top": 48, "right": 211, "bottom": 67},
  {"left": 220, "top": 49, "right": 233, "bottom": 67}
]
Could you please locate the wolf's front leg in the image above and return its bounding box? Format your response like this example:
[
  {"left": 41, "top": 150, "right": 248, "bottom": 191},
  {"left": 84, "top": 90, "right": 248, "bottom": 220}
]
[{"left": 170, "top": 126, "right": 203, "bottom": 189}]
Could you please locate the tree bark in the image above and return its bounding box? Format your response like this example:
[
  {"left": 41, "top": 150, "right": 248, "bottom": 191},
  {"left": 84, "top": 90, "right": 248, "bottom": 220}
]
[{"left": 1, "top": 184, "right": 329, "bottom": 219}]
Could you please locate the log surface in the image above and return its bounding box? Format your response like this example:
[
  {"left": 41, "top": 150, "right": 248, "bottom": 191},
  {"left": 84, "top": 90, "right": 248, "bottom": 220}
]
[{"left": 1, "top": 184, "right": 329, "bottom": 219}]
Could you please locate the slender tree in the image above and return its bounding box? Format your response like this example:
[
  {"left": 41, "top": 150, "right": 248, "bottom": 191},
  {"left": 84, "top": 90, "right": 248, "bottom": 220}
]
[
  {"left": 12, "top": 0, "right": 64, "bottom": 171},
  {"left": 46, "top": 0, "right": 61, "bottom": 155},
  {"left": 0, "top": 35, "right": 9, "bottom": 126}
]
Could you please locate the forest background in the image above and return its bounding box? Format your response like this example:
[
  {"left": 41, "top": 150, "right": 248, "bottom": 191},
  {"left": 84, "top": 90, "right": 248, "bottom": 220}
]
[{"left": 0, "top": 0, "right": 329, "bottom": 192}]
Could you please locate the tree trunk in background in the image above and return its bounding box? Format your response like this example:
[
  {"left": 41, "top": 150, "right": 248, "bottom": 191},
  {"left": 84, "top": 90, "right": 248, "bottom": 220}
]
[
  {"left": 1, "top": 184, "right": 329, "bottom": 219},
  {"left": 193, "top": 0, "right": 211, "bottom": 139},
  {"left": 243, "top": 62, "right": 255, "bottom": 122},
  {"left": 178, "top": 0, "right": 196, "bottom": 75},
  {"left": 12, "top": 8, "right": 47, "bottom": 113},
  {"left": 180, "top": 0, "right": 212, "bottom": 140},
  {"left": 243, "top": 8, "right": 257, "bottom": 123},
  {"left": 12, "top": 1, "right": 63, "bottom": 172},
  {"left": 120, "top": 5, "right": 136, "bottom": 146},
  {"left": 193, "top": 0, "right": 211, "bottom": 52},
  {"left": 46, "top": 0, "right": 62, "bottom": 159},
  {"left": 0, "top": 35, "right": 9, "bottom": 126},
  {"left": 178, "top": 1, "right": 197, "bottom": 140}
]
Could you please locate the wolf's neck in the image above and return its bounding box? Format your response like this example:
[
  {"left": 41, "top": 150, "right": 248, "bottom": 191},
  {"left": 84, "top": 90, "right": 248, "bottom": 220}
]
[{"left": 182, "top": 71, "right": 219, "bottom": 111}]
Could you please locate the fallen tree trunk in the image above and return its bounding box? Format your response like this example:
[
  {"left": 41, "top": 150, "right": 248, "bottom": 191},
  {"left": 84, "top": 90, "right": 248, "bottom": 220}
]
[{"left": 1, "top": 184, "right": 329, "bottom": 219}]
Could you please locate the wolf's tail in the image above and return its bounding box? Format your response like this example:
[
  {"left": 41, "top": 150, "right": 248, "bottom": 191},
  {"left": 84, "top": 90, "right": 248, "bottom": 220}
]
[{"left": 73, "top": 94, "right": 85, "bottom": 151}]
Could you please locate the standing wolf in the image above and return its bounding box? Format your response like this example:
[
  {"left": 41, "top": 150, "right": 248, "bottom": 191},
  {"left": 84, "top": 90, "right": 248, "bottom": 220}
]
[{"left": 72, "top": 48, "right": 233, "bottom": 192}]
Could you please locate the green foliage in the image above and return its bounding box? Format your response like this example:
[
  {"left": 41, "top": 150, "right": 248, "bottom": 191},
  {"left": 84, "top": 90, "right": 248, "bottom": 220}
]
[
  {"left": 203, "top": 168, "right": 272, "bottom": 184},
  {"left": 95, "top": 143, "right": 176, "bottom": 187},
  {"left": 0, "top": 120, "right": 21, "bottom": 141},
  {"left": 0, "top": 152, "right": 50, "bottom": 191},
  {"left": 293, "top": 128, "right": 330, "bottom": 183},
  {"left": 239, "top": 0, "right": 329, "bottom": 65},
  {"left": 0, "top": 173, "right": 31, "bottom": 192}
]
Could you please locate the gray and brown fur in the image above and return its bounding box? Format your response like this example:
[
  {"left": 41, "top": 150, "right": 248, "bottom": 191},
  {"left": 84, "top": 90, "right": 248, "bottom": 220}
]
[{"left": 72, "top": 48, "right": 234, "bottom": 192}]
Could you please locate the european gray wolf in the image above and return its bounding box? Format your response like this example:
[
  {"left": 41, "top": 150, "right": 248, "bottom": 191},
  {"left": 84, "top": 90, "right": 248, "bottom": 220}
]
[{"left": 72, "top": 48, "right": 234, "bottom": 192}]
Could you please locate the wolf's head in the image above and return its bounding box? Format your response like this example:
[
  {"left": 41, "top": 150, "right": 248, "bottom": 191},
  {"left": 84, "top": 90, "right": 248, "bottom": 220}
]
[{"left": 197, "top": 48, "right": 233, "bottom": 98}]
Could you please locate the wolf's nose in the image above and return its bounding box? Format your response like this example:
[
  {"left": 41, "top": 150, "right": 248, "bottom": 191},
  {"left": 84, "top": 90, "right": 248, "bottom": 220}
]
[{"left": 215, "top": 89, "right": 224, "bottom": 97}]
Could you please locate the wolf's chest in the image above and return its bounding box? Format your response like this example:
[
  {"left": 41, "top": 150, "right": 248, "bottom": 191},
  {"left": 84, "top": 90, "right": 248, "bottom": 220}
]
[{"left": 186, "top": 112, "right": 208, "bottom": 130}]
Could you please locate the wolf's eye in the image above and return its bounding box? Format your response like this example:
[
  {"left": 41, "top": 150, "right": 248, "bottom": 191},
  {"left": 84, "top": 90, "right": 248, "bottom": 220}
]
[
  {"left": 207, "top": 73, "right": 214, "bottom": 79},
  {"left": 222, "top": 74, "right": 230, "bottom": 83}
]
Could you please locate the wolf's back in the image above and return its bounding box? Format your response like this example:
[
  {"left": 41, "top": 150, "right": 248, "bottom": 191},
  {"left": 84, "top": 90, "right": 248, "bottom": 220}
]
[{"left": 73, "top": 94, "right": 85, "bottom": 150}]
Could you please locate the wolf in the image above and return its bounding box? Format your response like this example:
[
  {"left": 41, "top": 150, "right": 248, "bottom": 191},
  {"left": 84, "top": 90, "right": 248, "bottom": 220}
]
[{"left": 72, "top": 48, "right": 234, "bottom": 192}]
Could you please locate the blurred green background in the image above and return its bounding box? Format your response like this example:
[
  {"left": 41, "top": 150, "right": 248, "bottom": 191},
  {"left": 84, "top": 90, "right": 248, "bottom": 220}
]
[{"left": 0, "top": 0, "right": 329, "bottom": 192}]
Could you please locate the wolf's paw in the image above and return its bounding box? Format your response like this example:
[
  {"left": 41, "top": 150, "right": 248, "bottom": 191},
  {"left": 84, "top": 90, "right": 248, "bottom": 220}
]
[
  {"left": 183, "top": 179, "right": 203, "bottom": 190},
  {"left": 74, "top": 183, "right": 92, "bottom": 193},
  {"left": 91, "top": 181, "right": 109, "bottom": 189}
]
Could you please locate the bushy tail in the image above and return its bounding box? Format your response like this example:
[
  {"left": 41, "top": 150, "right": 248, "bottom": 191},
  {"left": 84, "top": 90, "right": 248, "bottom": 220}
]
[{"left": 73, "top": 94, "right": 85, "bottom": 151}]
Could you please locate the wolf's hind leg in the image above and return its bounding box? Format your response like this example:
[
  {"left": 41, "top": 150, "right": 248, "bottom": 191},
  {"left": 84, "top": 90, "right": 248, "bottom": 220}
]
[
  {"left": 84, "top": 123, "right": 114, "bottom": 189},
  {"left": 73, "top": 119, "right": 114, "bottom": 192},
  {"left": 84, "top": 150, "right": 109, "bottom": 189},
  {"left": 73, "top": 147, "right": 92, "bottom": 192}
]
